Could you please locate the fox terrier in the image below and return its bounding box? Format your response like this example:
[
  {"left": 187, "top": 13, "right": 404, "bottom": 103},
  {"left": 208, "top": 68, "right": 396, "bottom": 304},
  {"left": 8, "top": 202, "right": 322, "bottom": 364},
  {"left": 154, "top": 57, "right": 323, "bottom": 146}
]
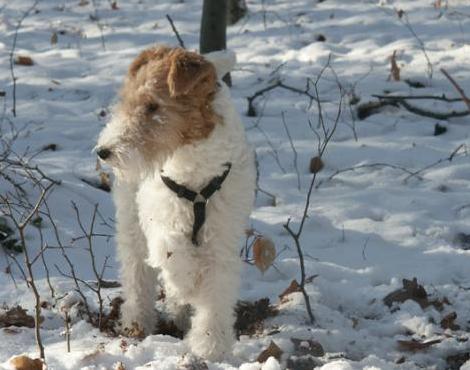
[{"left": 96, "top": 46, "right": 255, "bottom": 360}]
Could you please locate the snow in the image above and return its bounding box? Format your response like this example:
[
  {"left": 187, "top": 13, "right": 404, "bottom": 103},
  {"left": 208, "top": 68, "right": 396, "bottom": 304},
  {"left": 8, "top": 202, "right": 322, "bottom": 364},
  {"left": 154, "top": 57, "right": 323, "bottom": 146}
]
[{"left": 1, "top": 0, "right": 470, "bottom": 369}]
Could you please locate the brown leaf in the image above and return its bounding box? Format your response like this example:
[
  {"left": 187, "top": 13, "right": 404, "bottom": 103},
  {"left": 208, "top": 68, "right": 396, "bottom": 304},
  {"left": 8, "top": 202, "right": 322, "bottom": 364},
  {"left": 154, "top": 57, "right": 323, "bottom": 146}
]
[
  {"left": 257, "top": 340, "right": 283, "bottom": 363},
  {"left": 389, "top": 50, "right": 400, "bottom": 82},
  {"left": 235, "top": 298, "right": 278, "bottom": 337},
  {"left": 78, "top": 0, "right": 89, "bottom": 5},
  {"left": 9, "top": 355, "right": 43, "bottom": 370},
  {"left": 309, "top": 156, "right": 324, "bottom": 174},
  {"left": 0, "top": 306, "right": 35, "bottom": 328},
  {"left": 279, "top": 280, "right": 302, "bottom": 303},
  {"left": 383, "top": 278, "right": 431, "bottom": 310},
  {"left": 14, "top": 56, "right": 34, "bottom": 66},
  {"left": 3, "top": 327, "right": 21, "bottom": 334},
  {"left": 396, "top": 9, "right": 405, "bottom": 19},
  {"left": 253, "top": 237, "right": 276, "bottom": 273},
  {"left": 291, "top": 337, "right": 325, "bottom": 357},
  {"left": 397, "top": 338, "right": 442, "bottom": 352},
  {"left": 441, "top": 312, "right": 460, "bottom": 330},
  {"left": 111, "top": 1, "right": 119, "bottom": 10}
]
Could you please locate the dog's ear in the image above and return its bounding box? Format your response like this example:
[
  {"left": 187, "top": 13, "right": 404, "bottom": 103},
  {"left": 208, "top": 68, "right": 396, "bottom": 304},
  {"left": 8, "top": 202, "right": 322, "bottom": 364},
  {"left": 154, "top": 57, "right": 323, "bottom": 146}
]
[
  {"left": 129, "top": 46, "right": 170, "bottom": 78},
  {"left": 167, "top": 49, "right": 216, "bottom": 98}
]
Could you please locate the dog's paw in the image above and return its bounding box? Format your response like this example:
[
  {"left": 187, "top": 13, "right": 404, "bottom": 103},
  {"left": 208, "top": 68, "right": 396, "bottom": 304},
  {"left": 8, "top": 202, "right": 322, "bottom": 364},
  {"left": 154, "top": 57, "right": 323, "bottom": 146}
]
[
  {"left": 120, "top": 302, "right": 157, "bottom": 336},
  {"left": 121, "top": 321, "right": 146, "bottom": 339},
  {"left": 186, "top": 326, "right": 233, "bottom": 362}
]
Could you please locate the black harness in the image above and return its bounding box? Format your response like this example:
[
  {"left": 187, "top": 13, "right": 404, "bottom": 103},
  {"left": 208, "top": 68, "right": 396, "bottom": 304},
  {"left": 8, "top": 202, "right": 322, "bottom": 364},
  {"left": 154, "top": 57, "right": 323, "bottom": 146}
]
[{"left": 160, "top": 163, "right": 232, "bottom": 246}]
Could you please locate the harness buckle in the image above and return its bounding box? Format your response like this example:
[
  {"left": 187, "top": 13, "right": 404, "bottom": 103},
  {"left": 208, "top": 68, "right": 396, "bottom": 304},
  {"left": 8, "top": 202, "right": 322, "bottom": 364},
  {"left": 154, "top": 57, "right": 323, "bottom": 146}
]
[{"left": 194, "top": 193, "right": 207, "bottom": 204}]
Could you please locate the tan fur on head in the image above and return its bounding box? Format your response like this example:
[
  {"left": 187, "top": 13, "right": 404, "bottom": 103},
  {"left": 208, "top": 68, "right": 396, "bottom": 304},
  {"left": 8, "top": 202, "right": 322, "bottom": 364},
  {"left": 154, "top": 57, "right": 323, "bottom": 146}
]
[{"left": 112, "top": 46, "right": 219, "bottom": 166}]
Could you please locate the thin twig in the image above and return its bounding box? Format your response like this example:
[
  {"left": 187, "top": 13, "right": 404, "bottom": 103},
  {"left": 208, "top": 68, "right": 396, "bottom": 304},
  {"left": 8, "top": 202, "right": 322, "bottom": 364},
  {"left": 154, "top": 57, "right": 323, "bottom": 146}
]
[
  {"left": 8, "top": 0, "right": 39, "bottom": 117},
  {"left": 283, "top": 56, "right": 340, "bottom": 324},
  {"left": 440, "top": 68, "right": 470, "bottom": 111},
  {"left": 166, "top": 14, "right": 185, "bottom": 49},
  {"left": 316, "top": 162, "right": 420, "bottom": 188},
  {"left": 246, "top": 80, "right": 321, "bottom": 117},
  {"left": 403, "top": 144, "right": 467, "bottom": 182},
  {"left": 400, "top": 11, "right": 433, "bottom": 80},
  {"left": 281, "top": 112, "right": 300, "bottom": 190}
]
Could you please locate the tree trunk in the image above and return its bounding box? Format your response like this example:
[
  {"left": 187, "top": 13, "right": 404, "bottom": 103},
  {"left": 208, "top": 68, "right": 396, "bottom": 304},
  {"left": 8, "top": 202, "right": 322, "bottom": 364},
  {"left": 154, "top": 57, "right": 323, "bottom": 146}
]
[{"left": 200, "top": 0, "right": 231, "bottom": 86}]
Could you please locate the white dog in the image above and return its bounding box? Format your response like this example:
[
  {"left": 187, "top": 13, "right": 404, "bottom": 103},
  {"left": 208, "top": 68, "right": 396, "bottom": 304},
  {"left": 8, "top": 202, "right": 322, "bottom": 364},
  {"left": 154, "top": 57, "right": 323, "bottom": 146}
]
[{"left": 96, "top": 46, "right": 255, "bottom": 361}]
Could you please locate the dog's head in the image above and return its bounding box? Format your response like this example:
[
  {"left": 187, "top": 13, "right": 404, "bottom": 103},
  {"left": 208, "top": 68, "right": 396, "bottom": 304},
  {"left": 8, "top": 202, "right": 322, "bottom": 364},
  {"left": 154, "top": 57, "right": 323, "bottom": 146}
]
[{"left": 96, "top": 46, "right": 219, "bottom": 175}]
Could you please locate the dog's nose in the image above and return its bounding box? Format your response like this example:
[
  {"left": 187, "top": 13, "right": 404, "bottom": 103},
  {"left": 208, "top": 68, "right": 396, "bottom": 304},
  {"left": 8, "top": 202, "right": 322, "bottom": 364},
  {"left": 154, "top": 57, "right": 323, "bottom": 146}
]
[{"left": 97, "top": 147, "right": 112, "bottom": 160}]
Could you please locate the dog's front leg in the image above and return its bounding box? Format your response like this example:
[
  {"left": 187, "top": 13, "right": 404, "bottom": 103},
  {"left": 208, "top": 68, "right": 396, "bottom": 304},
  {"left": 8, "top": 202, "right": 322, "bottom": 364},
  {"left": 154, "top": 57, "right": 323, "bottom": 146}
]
[
  {"left": 114, "top": 181, "right": 159, "bottom": 335},
  {"left": 186, "top": 258, "right": 241, "bottom": 361}
]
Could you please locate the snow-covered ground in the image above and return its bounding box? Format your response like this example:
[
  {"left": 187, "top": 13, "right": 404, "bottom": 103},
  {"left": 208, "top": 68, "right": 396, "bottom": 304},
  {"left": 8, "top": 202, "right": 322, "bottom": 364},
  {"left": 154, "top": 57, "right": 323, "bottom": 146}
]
[{"left": 1, "top": 0, "right": 470, "bottom": 368}]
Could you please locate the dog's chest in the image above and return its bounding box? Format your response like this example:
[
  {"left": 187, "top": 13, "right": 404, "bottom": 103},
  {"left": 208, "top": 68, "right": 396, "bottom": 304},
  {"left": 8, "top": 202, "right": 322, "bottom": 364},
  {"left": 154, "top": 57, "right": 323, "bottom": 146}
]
[{"left": 136, "top": 175, "right": 226, "bottom": 237}]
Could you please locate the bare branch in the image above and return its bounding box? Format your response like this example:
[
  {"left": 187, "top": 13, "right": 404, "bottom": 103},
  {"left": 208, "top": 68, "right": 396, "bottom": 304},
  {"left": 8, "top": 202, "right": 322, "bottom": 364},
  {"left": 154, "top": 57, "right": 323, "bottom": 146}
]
[{"left": 166, "top": 14, "right": 186, "bottom": 49}]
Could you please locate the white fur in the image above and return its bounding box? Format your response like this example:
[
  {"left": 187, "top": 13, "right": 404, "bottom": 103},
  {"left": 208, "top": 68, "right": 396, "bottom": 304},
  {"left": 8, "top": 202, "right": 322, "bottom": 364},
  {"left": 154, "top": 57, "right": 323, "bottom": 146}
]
[
  {"left": 99, "top": 80, "right": 255, "bottom": 361},
  {"left": 203, "top": 50, "right": 237, "bottom": 79}
]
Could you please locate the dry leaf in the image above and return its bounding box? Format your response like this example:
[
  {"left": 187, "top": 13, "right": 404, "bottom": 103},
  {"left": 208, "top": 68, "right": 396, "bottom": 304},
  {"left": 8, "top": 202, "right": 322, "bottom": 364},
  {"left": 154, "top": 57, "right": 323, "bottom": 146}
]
[
  {"left": 383, "top": 278, "right": 427, "bottom": 309},
  {"left": 279, "top": 280, "right": 302, "bottom": 303},
  {"left": 14, "top": 56, "right": 34, "bottom": 66},
  {"left": 111, "top": 1, "right": 119, "bottom": 10},
  {"left": 253, "top": 237, "right": 276, "bottom": 273},
  {"left": 291, "top": 337, "right": 325, "bottom": 357},
  {"left": 397, "top": 338, "right": 441, "bottom": 352},
  {"left": 309, "top": 156, "right": 324, "bottom": 174},
  {"left": 78, "top": 0, "right": 89, "bottom": 6},
  {"left": 9, "top": 355, "right": 43, "bottom": 370},
  {"left": 0, "top": 306, "right": 35, "bottom": 328},
  {"left": 441, "top": 312, "right": 460, "bottom": 330},
  {"left": 50, "top": 32, "right": 58, "bottom": 45},
  {"left": 234, "top": 298, "right": 278, "bottom": 337},
  {"left": 257, "top": 340, "right": 283, "bottom": 363},
  {"left": 389, "top": 50, "right": 400, "bottom": 81},
  {"left": 3, "top": 327, "right": 21, "bottom": 334}
]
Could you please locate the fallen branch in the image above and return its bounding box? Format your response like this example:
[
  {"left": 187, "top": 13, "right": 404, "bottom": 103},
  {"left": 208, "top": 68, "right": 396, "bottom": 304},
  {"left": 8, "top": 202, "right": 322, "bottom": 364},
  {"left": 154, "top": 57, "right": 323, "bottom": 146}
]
[
  {"left": 357, "top": 98, "right": 470, "bottom": 121},
  {"left": 372, "top": 94, "right": 463, "bottom": 103}
]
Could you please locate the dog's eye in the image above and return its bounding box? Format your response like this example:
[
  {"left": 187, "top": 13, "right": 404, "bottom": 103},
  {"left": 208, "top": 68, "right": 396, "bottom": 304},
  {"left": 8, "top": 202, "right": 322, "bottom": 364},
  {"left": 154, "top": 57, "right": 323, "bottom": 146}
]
[{"left": 145, "top": 103, "right": 159, "bottom": 114}]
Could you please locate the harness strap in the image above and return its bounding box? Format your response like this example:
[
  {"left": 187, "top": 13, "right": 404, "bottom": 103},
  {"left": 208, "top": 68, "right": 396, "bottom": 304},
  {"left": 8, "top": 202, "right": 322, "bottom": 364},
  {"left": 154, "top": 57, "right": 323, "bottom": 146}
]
[{"left": 160, "top": 163, "right": 232, "bottom": 246}]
